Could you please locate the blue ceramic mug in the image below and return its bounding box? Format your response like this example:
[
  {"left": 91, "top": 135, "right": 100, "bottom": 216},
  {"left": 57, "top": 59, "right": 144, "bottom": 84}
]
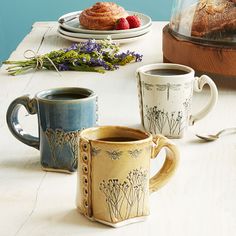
[{"left": 6, "top": 87, "right": 98, "bottom": 173}]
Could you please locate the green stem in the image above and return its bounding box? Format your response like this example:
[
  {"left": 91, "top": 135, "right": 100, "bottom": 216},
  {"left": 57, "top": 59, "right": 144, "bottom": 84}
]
[
  {"left": 69, "top": 65, "right": 105, "bottom": 73},
  {"left": 3, "top": 60, "right": 31, "bottom": 65},
  {"left": 8, "top": 66, "right": 34, "bottom": 76}
]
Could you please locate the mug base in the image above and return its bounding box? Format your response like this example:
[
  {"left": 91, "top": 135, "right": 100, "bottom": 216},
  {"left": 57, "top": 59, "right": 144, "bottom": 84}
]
[
  {"left": 41, "top": 166, "right": 74, "bottom": 174},
  {"left": 95, "top": 216, "right": 148, "bottom": 228},
  {"left": 164, "top": 134, "right": 184, "bottom": 139},
  {"left": 77, "top": 207, "right": 148, "bottom": 227}
]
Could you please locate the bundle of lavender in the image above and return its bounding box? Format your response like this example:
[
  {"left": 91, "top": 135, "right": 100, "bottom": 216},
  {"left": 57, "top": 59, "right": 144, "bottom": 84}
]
[{"left": 3, "top": 39, "right": 143, "bottom": 76}]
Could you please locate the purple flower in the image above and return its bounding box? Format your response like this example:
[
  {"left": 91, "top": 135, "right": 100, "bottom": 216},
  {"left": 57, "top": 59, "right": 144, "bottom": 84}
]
[
  {"left": 103, "top": 63, "right": 112, "bottom": 70},
  {"left": 64, "top": 43, "right": 78, "bottom": 52},
  {"left": 115, "top": 50, "right": 143, "bottom": 62},
  {"left": 88, "top": 58, "right": 114, "bottom": 70},
  {"left": 131, "top": 52, "right": 143, "bottom": 62},
  {"left": 58, "top": 63, "right": 69, "bottom": 71},
  {"left": 115, "top": 52, "right": 127, "bottom": 60},
  {"left": 79, "top": 39, "right": 102, "bottom": 53}
]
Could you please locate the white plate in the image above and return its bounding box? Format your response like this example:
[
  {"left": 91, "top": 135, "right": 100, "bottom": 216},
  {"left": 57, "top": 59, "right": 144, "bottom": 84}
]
[
  {"left": 58, "top": 11, "right": 152, "bottom": 34},
  {"left": 57, "top": 30, "right": 149, "bottom": 44},
  {"left": 57, "top": 24, "right": 152, "bottom": 40}
]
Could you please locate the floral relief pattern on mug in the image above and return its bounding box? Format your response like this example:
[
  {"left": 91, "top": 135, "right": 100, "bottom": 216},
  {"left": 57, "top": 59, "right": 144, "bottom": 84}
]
[
  {"left": 45, "top": 128, "right": 79, "bottom": 168},
  {"left": 183, "top": 97, "right": 192, "bottom": 121},
  {"left": 99, "top": 168, "right": 148, "bottom": 223},
  {"left": 144, "top": 106, "right": 186, "bottom": 136}
]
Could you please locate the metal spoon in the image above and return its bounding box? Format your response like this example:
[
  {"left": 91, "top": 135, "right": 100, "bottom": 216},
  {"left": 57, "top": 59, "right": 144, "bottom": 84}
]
[
  {"left": 196, "top": 127, "right": 236, "bottom": 142},
  {"left": 58, "top": 14, "right": 79, "bottom": 24}
]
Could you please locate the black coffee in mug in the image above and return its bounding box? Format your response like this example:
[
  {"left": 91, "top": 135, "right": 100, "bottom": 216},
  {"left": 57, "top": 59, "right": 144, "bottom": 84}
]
[
  {"left": 145, "top": 68, "right": 188, "bottom": 76},
  {"left": 44, "top": 89, "right": 94, "bottom": 101},
  {"left": 45, "top": 93, "right": 89, "bottom": 100},
  {"left": 97, "top": 137, "right": 141, "bottom": 142}
]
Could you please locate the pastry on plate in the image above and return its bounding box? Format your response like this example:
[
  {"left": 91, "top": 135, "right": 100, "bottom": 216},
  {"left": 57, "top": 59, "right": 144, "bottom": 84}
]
[{"left": 79, "top": 2, "right": 129, "bottom": 30}]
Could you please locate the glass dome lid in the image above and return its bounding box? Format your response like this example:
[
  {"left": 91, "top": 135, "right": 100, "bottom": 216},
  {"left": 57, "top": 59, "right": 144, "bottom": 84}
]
[{"left": 170, "top": 0, "right": 236, "bottom": 45}]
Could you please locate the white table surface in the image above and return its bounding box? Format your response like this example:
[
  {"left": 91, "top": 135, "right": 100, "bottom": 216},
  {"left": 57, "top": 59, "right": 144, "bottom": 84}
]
[{"left": 0, "top": 21, "right": 236, "bottom": 236}]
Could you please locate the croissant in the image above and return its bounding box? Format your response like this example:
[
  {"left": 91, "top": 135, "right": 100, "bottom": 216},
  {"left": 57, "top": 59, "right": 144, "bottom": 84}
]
[{"left": 79, "top": 2, "right": 129, "bottom": 30}]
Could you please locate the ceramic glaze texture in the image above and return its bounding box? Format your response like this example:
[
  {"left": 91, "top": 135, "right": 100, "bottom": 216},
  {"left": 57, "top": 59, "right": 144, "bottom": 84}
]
[
  {"left": 6, "top": 87, "right": 97, "bottom": 173},
  {"left": 77, "top": 127, "right": 151, "bottom": 226},
  {"left": 138, "top": 65, "right": 194, "bottom": 138},
  {"left": 77, "top": 126, "right": 179, "bottom": 227},
  {"left": 137, "top": 63, "right": 218, "bottom": 138},
  {"left": 91, "top": 140, "right": 151, "bottom": 224},
  {"left": 38, "top": 97, "right": 97, "bottom": 172}
]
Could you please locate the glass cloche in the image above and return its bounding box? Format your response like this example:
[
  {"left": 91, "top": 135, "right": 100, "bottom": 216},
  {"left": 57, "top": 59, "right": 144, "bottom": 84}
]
[{"left": 169, "top": 0, "right": 236, "bottom": 45}]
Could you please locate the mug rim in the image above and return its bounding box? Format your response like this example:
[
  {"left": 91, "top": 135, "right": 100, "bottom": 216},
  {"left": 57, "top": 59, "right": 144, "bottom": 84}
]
[
  {"left": 136, "top": 63, "right": 194, "bottom": 78},
  {"left": 35, "top": 87, "right": 97, "bottom": 103},
  {"left": 80, "top": 126, "right": 153, "bottom": 144}
]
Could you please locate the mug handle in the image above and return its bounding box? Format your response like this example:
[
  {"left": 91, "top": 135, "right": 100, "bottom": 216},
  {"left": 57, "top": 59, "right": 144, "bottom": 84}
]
[
  {"left": 6, "top": 95, "right": 40, "bottom": 150},
  {"left": 149, "top": 134, "right": 179, "bottom": 193},
  {"left": 189, "top": 75, "right": 218, "bottom": 125}
]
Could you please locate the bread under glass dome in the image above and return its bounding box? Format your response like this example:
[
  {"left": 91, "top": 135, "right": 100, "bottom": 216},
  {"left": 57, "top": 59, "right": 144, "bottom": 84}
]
[{"left": 169, "top": 0, "right": 236, "bottom": 45}]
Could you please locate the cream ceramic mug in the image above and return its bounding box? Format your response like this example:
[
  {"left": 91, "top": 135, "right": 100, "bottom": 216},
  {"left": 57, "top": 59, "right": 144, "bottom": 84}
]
[
  {"left": 76, "top": 126, "right": 179, "bottom": 227},
  {"left": 136, "top": 63, "right": 218, "bottom": 138}
]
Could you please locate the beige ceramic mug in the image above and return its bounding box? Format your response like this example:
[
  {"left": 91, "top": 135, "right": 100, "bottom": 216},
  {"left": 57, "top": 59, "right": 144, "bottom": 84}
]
[
  {"left": 136, "top": 63, "right": 218, "bottom": 138},
  {"left": 76, "top": 126, "right": 179, "bottom": 227}
]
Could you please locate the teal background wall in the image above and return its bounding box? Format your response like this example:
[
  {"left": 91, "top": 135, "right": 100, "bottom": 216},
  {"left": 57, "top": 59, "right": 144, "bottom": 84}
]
[{"left": 0, "top": 0, "right": 173, "bottom": 63}]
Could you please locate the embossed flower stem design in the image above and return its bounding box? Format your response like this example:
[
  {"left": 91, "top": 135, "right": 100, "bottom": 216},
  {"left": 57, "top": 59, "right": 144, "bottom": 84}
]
[
  {"left": 100, "top": 179, "right": 124, "bottom": 221},
  {"left": 65, "top": 131, "right": 79, "bottom": 168},
  {"left": 145, "top": 105, "right": 156, "bottom": 132},
  {"left": 99, "top": 169, "right": 148, "bottom": 222},
  {"left": 183, "top": 98, "right": 191, "bottom": 121},
  {"left": 125, "top": 169, "right": 147, "bottom": 217},
  {"left": 45, "top": 128, "right": 65, "bottom": 164},
  {"left": 145, "top": 105, "right": 187, "bottom": 136},
  {"left": 167, "top": 112, "right": 183, "bottom": 135},
  {"left": 145, "top": 105, "right": 167, "bottom": 134},
  {"left": 45, "top": 129, "right": 57, "bottom": 163},
  {"left": 157, "top": 110, "right": 168, "bottom": 133},
  {"left": 166, "top": 111, "right": 183, "bottom": 135},
  {"left": 45, "top": 128, "right": 79, "bottom": 167}
]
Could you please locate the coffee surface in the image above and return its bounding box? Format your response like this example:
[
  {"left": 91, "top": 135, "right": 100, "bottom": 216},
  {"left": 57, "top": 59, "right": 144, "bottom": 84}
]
[
  {"left": 145, "top": 68, "right": 188, "bottom": 76},
  {"left": 97, "top": 137, "right": 141, "bottom": 142},
  {"left": 45, "top": 93, "right": 88, "bottom": 100}
]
